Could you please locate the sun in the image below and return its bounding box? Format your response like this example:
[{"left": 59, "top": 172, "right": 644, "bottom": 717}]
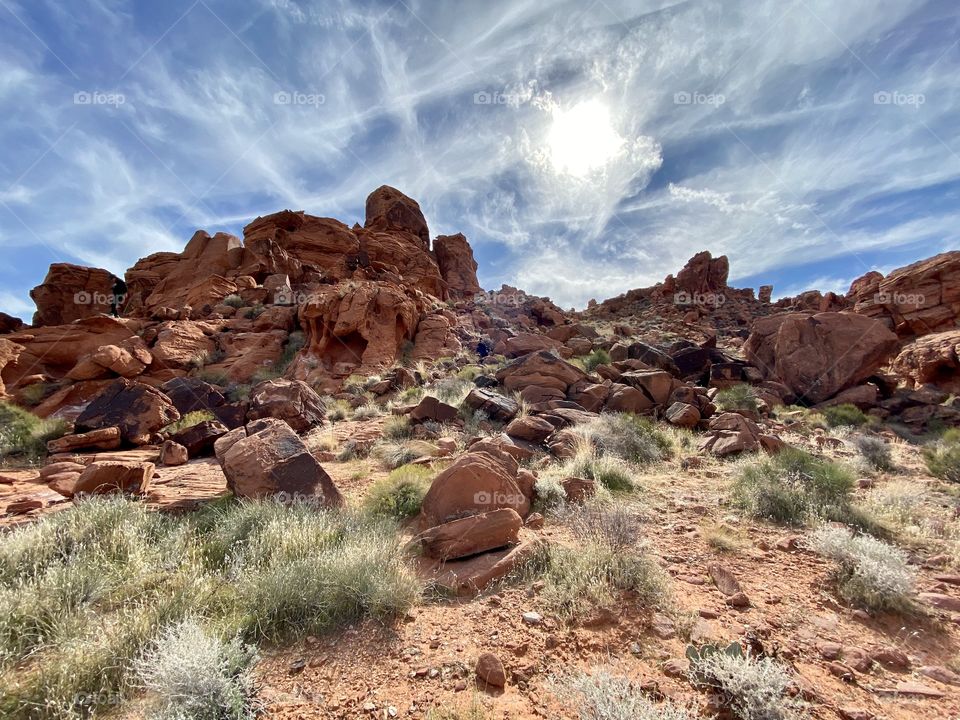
[{"left": 547, "top": 99, "right": 623, "bottom": 177}]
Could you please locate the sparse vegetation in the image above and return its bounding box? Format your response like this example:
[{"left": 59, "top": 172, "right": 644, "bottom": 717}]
[
  {"left": 222, "top": 294, "right": 245, "bottom": 309},
  {"left": 555, "top": 670, "right": 696, "bottom": 720},
  {"left": 564, "top": 450, "right": 635, "bottom": 493},
  {"left": 923, "top": 429, "right": 960, "bottom": 483},
  {"left": 0, "top": 497, "right": 420, "bottom": 718},
  {"left": 732, "top": 448, "right": 855, "bottom": 525},
  {"left": 523, "top": 505, "right": 664, "bottom": 617},
  {"left": 532, "top": 475, "right": 567, "bottom": 514},
  {"left": 572, "top": 348, "right": 611, "bottom": 373},
  {"left": 688, "top": 644, "right": 805, "bottom": 720},
  {"left": 382, "top": 415, "right": 414, "bottom": 440},
  {"left": 17, "top": 382, "right": 57, "bottom": 408},
  {"left": 808, "top": 525, "right": 915, "bottom": 612},
  {"left": 163, "top": 409, "right": 216, "bottom": 435},
  {"left": 575, "top": 412, "right": 672, "bottom": 466},
  {"left": 136, "top": 618, "right": 258, "bottom": 720},
  {"left": 853, "top": 434, "right": 894, "bottom": 471},
  {"left": 822, "top": 403, "right": 868, "bottom": 428},
  {"left": 0, "top": 401, "right": 70, "bottom": 466},
  {"left": 363, "top": 465, "right": 433, "bottom": 519},
  {"left": 353, "top": 403, "right": 383, "bottom": 420},
  {"left": 371, "top": 440, "right": 421, "bottom": 470},
  {"left": 326, "top": 398, "right": 352, "bottom": 422},
  {"left": 715, "top": 384, "right": 760, "bottom": 415}
]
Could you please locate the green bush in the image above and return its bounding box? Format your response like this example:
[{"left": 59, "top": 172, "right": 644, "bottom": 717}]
[
  {"left": 222, "top": 294, "right": 245, "bottom": 309},
  {"left": 853, "top": 435, "right": 894, "bottom": 471},
  {"left": 714, "top": 384, "right": 760, "bottom": 414},
  {"left": 574, "top": 349, "right": 611, "bottom": 373},
  {"left": 576, "top": 412, "right": 672, "bottom": 466},
  {"left": 822, "top": 403, "right": 868, "bottom": 428},
  {"left": 0, "top": 402, "right": 70, "bottom": 466},
  {"left": 363, "top": 465, "right": 433, "bottom": 520},
  {"left": 732, "top": 448, "right": 855, "bottom": 525},
  {"left": 326, "top": 398, "right": 352, "bottom": 422},
  {"left": 163, "top": 410, "right": 216, "bottom": 435},
  {"left": 923, "top": 431, "right": 960, "bottom": 483},
  {"left": 565, "top": 451, "right": 635, "bottom": 493},
  {"left": 370, "top": 441, "right": 420, "bottom": 470}
]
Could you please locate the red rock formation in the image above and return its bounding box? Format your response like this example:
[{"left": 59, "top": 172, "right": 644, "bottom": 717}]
[
  {"left": 849, "top": 251, "right": 960, "bottom": 337},
  {"left": 674, "top": 251, "right": 729, "bottom": 295},
  {"left": 0, "top": 313, "right": 24, "bottom": 334},
  {"left": 364, "top": 185, "right": 430, "bottom": 247},
  {"left": 435, "top": 233, "right": 481, "bottom": 299},
  {"left": 30, "top": 264, "right": 116, "bottom": 326},
  {"left": 745, "top": 312, "right": 899, "bottom": 403}
]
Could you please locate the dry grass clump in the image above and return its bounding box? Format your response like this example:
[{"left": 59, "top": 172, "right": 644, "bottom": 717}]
[
  {"left": 923, "top": 429, "right": 960, "bottom": 483},
  {"left": 808, "top": 525, "right": 915, "bottom": 612},
  {"left": 689, "top": 650, "right": 806, "bottom": 720},
  {"left": 554, "top": 670, "right": 697, "bottom": 720},
  {"left": 574, "top": 412, "right": 672, "bottom": 466},
  {"left": 714, "top": 384, "right": 760, "bottom": 415},
  {"left": 852, "top": 434, "right": 894, "bottom": 472},
  {"left": 0, "top": 401, "right": 70, "bottom": 466},
  {"left": 363, "top": 465, "right": 434, "bottom": 520},
  {"left": 0, "top": 497, "right": 420, "bottom": 719}
]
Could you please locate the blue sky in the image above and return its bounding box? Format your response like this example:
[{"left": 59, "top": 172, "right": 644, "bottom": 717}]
[{"left": 1, "top": 0, "right": 957, "bottom": 320}]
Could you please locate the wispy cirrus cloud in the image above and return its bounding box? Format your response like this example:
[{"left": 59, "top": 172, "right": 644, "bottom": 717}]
[{"left": 0, "top": 0, "right": 957, "bottom": 319}]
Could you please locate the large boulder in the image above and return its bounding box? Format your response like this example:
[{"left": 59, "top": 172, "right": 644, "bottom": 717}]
[
  {"left": 495, "top": 333, "right": 563, "bottom": 359},
  {"left": 69, "top": 461, "right": 155, "bottom": 497},
  {"left": 673, "top": 251, "right": 729, "bottom": 296},
  {"left": 744, "top": 312, "right": 899, "bottom": 404},
  {"left": 463, "top": 388, "right": 519, "bottom": 422},
  {"left": 171, "top": 419, "right": 229, "bottom": 457},
  {"left": 891, "top": 330, "right": 960, "bottom": 394},
  {"left": 434, "top": 233, "right": 481, "bottom": 299},
  {"left": 30, "top": 263, "right": 117, "bottom": 326},
  {"left": 220, "top": 419, "right": 343, "bottom": 504},
  {"left": 415, "top": 508, "right": 522, "bottom": 560},
  {"left": 75, "top": 379, "right": 180, "bottom": 445},
  {"left": 495, "top": 351, "right": 586, "bottom": 395},
  {"left": 421, "top": 449, "right": 529, "bottom": 526},
  {"left": 364, "top": 185, "right": 430, "bottom": 247},
  {"left": 246, "top": 379, "right": 326, "bottom": 434},
  {"left": 149, "top": 322, "right": 217, "bottom": 370}
]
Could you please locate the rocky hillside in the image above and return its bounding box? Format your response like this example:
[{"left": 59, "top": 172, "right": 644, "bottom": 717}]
[{"left": 1, "top": 187, "right": 959, "bottom": 720}]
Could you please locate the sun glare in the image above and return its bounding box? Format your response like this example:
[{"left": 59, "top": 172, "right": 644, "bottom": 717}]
[{"left": 547, "top": 99, "right": 623, "bottom": 177}]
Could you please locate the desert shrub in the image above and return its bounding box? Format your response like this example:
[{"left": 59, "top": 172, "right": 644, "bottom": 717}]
[
  {"left": 326, "top": 398, "right": 352, "bottom": 422},
  {"left": 923, "top": 431, "right": 960, "bottom": 483},
  {"left": 732, "top": 448, "right": 855, "bottom": 525},
  {"left": 715, "top": 384, "right": 760, "bottom": 414},
  {"left": 371, "top": 441, "right": 420, "bottom": 470},
  {"left": 243, "top": 304, "right": 266, "bottom": 320},
  {"left": 364, "top": 465, "right": 433, "bottom": 520},
  {"left": 853, "top": 435, "right": 894, "bottom": 471},
  {"left": 808, "top": 525, "right": 915, "bottom": 612},
  {"left": 17, "top": 382, "right": 57, "bottom": 407},
  {"left": 425, "top": 697, "right": 489, "bottom": 720},
  {"left": 575, "top": 412, "right": 671, "bottom": 466},
  {"left": 523, "top": 506, "right": 663, "bottom": 617},
  {"left": 163, "top": 410, "right": 216, "bottom": 435},
  {"left": 194, "top": 367, "right": 230, "bottom": 385},
  {"left": 564, "top": 450, "right": 635, "bottom": 493},
  {"left": 382, "top": 415, "right": 414, "bottom": 440},
  {"left": 0, "top": 402, "right": 70, "bottom": 466},
  {"left": 223, "top": 504, "right": 421, "bottom": 640},
  {"left": 688, "top": 647, "right": 804, "bottom": 720},
  {"left": 574, "top": 349, "right": 611, "bottom": 373},
  {"left": 137, "top": 618, "right": 258, "bottom": 720},
  {"left": 0, "top": 497, "right": 421, "bottom": 718},
  {"left": 566, "top": 503, "right": 645, "bottom": 552},
  {"left": 823, "top": 403, "right": 868, "bottom": 428},
  {"left": 429, "top": 376, "right": 474, "bottom": 405},
  {"left": 222, "top": 294, "right": 245, "bottom": 309},
  {"left": 461, "top": 408, "right": 491, "bottom": 440},
  {"left": 555, "top": 670, "right": 696, "bottom": 720},
  {"left": 532, "top": 475, "right": 567, "bottom": 514},
  {"left": 225, "top": 383, "right": 251, "bottom": 402},
  {"left": 352, "top": 403, "right": 383, "bottom": 420},
  {"left": 336, "top": 440, "right": 362, "bottom": 462}
]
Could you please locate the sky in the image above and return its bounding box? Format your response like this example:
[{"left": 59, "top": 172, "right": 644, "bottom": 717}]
[{"left": 0, "top": 0, "right": 958, "bottom": 320}]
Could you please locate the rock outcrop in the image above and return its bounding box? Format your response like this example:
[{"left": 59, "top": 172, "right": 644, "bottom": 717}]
[
  {"left": 745, "top": 312, "right": 899, "bottom": 403},
  {"left": 75, "top": 379, "right": 180, "bottom": 445},
  {"left": 434, "top": 233, "right": 481, "bottom": 299},
  {"left": 30, "top": 264, "right": 117, "bottom": 326}
]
